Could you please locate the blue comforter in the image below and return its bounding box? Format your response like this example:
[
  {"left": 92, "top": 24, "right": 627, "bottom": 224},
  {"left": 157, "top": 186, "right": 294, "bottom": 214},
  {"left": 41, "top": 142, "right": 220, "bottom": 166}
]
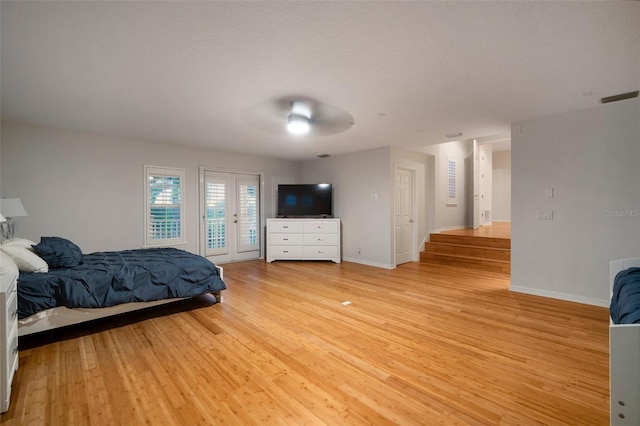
[
  {"left": 17, "top": 248, "right": 226, "bottom": 319},
  {"left": 610, "top": 267, "right": 640, "bottom": 324}
]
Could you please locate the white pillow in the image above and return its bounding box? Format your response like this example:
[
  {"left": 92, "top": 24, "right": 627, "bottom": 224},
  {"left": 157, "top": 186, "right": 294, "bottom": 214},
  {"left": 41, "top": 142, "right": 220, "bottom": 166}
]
[
  {"left": 0, "top": 245, "right": 48, "bottom": 273},
  {"left": 0, "top": 250, "right": 19, "bottom": 282},
  {"left": 2, "top": 237, "right": 38, "bottom": 252}
]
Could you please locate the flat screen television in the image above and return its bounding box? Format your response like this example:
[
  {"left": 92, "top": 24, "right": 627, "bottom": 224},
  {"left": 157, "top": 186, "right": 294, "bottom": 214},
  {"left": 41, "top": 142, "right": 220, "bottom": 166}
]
[{"left": 277, "top": 184, "right": 333, "bottom": 217}]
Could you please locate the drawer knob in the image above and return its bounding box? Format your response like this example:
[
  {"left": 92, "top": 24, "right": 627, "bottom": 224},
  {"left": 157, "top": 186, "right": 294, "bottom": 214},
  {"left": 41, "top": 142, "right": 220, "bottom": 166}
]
[
  {"left": 283, "top": 250, "right": 289, "bottom": 253},
  {"left": 283, "top": 238, "right": 288, "bottom": 241}
]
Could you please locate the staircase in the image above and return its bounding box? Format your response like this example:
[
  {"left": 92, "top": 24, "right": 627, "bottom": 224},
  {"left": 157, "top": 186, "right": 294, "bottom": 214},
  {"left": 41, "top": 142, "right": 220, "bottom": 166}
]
[{"left": 420, "top": 233, "right": 510, "bottom": 274}]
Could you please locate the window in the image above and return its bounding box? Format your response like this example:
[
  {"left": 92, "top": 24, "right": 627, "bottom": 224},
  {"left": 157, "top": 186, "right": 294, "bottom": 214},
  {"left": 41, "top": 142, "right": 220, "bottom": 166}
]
[
  {"left": 447, "top": 156, "right": 457, "bottom": 206},
  {"left": 205, "top": 178, "right": 227, "bottom": 250},
  {"left": 144, "top": 166, "right": 185, "bottom": 246}
]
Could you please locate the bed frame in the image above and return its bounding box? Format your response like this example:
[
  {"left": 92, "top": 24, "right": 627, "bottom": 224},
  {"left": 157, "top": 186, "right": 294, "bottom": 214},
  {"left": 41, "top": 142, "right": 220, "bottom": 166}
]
[
  {"left": 18, "top": 266, "right": 223, "bottom": 337},
  {"left": 610, "top": 258, "right": 640, "bottom": 425}
]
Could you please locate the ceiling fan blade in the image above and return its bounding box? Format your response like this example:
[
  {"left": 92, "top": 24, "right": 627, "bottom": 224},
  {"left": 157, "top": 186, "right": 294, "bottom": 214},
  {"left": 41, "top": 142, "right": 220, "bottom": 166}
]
[{"left": 243, "top": 97, "right": 354, "bottom": 136}]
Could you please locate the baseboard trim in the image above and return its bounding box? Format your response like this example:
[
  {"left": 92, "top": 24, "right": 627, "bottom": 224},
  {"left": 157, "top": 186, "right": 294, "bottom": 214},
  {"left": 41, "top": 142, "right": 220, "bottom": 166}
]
[
  {"left": 435, "top": 225, "right": 466, "bottom": 233},
  {"left": 509, "top": 285, "right": 609, "bottom": 307},
  {"left": 342, "top": 257, "right": 395, "bottom": 269}
]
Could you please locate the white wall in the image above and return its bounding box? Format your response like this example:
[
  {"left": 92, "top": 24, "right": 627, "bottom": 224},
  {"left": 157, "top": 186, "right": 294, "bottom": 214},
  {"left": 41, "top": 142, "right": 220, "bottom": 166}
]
[
  {"left": 0, "top": 123, "right": 298, "bottom": 254},
  {"left": 299, "top": 147, "right": 394, "bottom": 268},
  {"left": 511, "top": 98, "right": 640, "bottom": 306},
  {"left": 423, "top": 140, "right": 472, "bottom": 231},
  {"left": 298, "top": 147, "right": 431, "bottom": 268},
  {"left": 492, "top": 150, "right": 511, "bottom": 222}
]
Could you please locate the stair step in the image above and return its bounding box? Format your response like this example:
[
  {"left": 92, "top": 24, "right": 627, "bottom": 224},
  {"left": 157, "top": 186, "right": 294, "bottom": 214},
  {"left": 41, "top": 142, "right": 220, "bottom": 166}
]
[
  {"left": 420, "top": 252, "right": 511, "bottom": 274},
  {"left": 429, "top": 233, "right": 510, "bottom": 249},
  {"left": 424, "top": 242, "right": 510, "bottom": 261},
  {"left": 421, "top": 231, "right": 511, "bottom": 274}
]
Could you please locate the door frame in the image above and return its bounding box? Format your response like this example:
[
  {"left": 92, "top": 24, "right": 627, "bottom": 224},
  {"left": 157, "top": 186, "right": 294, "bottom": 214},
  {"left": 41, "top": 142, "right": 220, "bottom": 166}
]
[
  {"left": 393, "top": 165, "right": 418, "bottom": 265},
  {"left": 198, "top": 166, "right": 265, "bottom": 261}
]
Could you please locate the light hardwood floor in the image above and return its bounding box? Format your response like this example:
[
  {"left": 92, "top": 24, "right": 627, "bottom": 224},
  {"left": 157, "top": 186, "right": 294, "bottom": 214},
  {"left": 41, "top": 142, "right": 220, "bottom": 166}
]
[
  {"left": 2, "top": 260, "right": 608, "bottom": 425},
  {"left": 439, "top": 222, "right": 511, "bottom": 239}
]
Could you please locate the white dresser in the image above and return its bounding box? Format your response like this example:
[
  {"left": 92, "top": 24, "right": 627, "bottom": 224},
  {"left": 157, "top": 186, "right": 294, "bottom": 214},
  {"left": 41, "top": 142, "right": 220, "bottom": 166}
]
[
  {"left": 0, "top": 273, "right": 18, "bottom": 413},
  {"left": 266, "top": 218, "right": 341, "bottom": 263}
]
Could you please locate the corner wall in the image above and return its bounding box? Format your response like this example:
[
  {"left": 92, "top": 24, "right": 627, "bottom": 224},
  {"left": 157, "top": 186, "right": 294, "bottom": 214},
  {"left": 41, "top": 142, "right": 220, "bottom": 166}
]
[
  {"left": 511, "top": 98, "right": 640, "bottom": 306},
  {"left": 299, "top": 147, "right": 394, "bottom": 268},
  {"left": 423, "top": 140, "right": 472, "bottom": 232}
]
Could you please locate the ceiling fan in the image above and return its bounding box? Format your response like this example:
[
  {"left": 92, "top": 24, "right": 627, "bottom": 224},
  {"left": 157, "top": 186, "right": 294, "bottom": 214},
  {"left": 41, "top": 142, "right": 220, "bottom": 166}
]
[{"left": 243, "top": 96, "right": 355, "bottom": 136}]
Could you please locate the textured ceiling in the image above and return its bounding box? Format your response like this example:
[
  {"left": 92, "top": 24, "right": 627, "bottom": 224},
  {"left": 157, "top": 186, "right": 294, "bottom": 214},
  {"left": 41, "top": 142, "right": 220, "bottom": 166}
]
[{"left": 1, "top": 1, "right": 638, "bottom": 160}]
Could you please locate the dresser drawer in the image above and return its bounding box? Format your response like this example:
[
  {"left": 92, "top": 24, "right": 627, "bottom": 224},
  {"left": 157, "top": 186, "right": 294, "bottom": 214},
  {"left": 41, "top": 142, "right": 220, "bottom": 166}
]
[
  {"left": 303, "top": 221, "right": 338, "bottom": 234},
  {"left": 303, "top": 233, "right": 338, "bottom": 246},
  {"left": 269, "top": 221, "right": 304, "bottom": 233},
  {"left": 268, "top": 246, "right": 305, "bottom": 258},
  {"left": 303, "top": 246, "right": 339, "bottom": 258},
  {"left": 269, "top": 234, "right": 304, "bottom": 245}
]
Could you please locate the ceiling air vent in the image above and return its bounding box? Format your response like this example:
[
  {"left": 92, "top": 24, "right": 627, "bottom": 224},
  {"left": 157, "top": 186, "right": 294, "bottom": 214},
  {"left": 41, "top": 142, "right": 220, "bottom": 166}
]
[{"left": 600, "top": 90, "right": 639, "bottom": 104}]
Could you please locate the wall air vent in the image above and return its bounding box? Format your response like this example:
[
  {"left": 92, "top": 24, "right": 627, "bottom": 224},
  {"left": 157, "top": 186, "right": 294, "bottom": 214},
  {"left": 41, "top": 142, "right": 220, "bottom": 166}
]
[{"left": 600, "top": 90, "right": 639, "bottom": 104}]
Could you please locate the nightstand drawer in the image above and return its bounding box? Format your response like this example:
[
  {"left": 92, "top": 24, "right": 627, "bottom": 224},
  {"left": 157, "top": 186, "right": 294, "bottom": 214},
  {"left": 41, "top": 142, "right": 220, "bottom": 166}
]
[
  {"left": 5, "top": 291, "right": 17, "bottom": 338},
  {"left": 7, "top": 328, "right": 18, "bottom": 385}
]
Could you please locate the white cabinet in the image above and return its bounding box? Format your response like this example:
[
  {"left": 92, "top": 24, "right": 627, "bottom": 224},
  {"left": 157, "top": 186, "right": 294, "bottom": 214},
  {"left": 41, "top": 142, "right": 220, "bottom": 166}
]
[
  {"left": 267, "top": 219, "right": 341, "bottom": 263},
  {"left": 0, "top": 275, "right": 18, "bottom": 413}
]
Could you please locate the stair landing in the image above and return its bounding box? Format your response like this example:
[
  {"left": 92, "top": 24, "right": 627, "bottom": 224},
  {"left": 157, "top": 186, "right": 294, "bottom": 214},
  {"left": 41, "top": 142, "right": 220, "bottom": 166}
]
[{"left": 420, "top": 223, "right": 511, "bottom": 274}]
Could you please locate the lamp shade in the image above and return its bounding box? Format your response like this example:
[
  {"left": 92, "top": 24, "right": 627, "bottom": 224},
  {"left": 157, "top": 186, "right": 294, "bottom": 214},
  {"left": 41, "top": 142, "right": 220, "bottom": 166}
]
[
  {"left": 0, "top": 213, "right": 5, "bottom": 223},
  {"left": 0, "top": 198, "right": 28, "bottom": 218}
]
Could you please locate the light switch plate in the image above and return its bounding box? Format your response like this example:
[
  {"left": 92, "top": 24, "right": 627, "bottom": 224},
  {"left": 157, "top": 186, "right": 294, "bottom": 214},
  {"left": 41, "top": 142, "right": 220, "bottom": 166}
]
[{"left": 537, "top": 210, "right": 554, "bottom": 220}]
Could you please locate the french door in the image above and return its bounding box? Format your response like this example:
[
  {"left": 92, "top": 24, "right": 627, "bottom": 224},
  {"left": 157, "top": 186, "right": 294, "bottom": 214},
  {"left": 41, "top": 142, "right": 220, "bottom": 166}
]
[{"left": 201, "top": 170, "right": 261, "bottom": 263}]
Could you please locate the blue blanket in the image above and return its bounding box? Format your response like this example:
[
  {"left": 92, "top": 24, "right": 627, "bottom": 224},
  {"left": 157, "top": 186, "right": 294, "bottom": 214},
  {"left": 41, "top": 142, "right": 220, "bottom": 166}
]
[
  {"left": 17, "top": 248, "right": 226, "bottom": 319},
  {"left": 610, "top": 267, "right": 640, "bottom": 324}
]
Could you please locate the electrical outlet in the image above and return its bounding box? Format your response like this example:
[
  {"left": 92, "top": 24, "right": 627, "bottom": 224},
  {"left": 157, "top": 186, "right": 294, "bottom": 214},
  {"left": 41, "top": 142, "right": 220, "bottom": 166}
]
[{"left": 536, "top": 210, "right": 553, "bottom": 220}]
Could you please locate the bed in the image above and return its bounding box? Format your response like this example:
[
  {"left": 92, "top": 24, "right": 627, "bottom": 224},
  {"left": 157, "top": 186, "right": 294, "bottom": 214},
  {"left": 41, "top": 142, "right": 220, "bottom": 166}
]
[
  {"left": 609, "top": 257, "right": 640, "bottom": 425},
  {"left": 0, "top": 237, "right": 225, "bottom": 337}
]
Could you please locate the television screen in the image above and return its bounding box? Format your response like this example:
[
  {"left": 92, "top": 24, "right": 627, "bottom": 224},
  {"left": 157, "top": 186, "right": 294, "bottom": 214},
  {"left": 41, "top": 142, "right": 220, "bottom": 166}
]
[{"left": 277, "top": 184, "right": 333, "bottom": 217}]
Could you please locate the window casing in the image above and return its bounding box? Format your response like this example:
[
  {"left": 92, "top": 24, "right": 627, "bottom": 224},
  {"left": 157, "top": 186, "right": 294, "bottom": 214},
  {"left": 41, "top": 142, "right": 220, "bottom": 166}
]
[{"left": 144, "top": 166, "right": 185, "bottom": 247}]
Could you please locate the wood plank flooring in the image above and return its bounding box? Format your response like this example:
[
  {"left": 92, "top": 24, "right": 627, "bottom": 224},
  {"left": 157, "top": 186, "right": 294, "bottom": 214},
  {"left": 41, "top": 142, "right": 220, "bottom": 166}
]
[
  {"left": 2, "top": 260, "right": 609, "bottom": 425},
  {"left": 440, "top": 222, "right": 511, "bottom": 239}
]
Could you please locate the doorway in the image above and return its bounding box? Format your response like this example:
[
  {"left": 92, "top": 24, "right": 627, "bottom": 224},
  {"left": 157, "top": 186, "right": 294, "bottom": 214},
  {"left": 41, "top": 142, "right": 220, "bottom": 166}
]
[{"left": 200, "top": 169, "right": 261, "bottom": 263}]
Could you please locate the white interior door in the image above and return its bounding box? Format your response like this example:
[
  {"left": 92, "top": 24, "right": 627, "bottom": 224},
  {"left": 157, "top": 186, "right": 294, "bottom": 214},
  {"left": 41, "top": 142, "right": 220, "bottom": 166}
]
[
  {"left": 395, "top": 167, "right": 415, "bottom": 265},
  {"left": 202, "top": 171, "right": 260, "bottom": 263},
  {"left": 472, "top": 139, "right": 481, "bottom": 229},
  {"left": 479, "top": 145, "right": 493, "bottom": 226}
]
